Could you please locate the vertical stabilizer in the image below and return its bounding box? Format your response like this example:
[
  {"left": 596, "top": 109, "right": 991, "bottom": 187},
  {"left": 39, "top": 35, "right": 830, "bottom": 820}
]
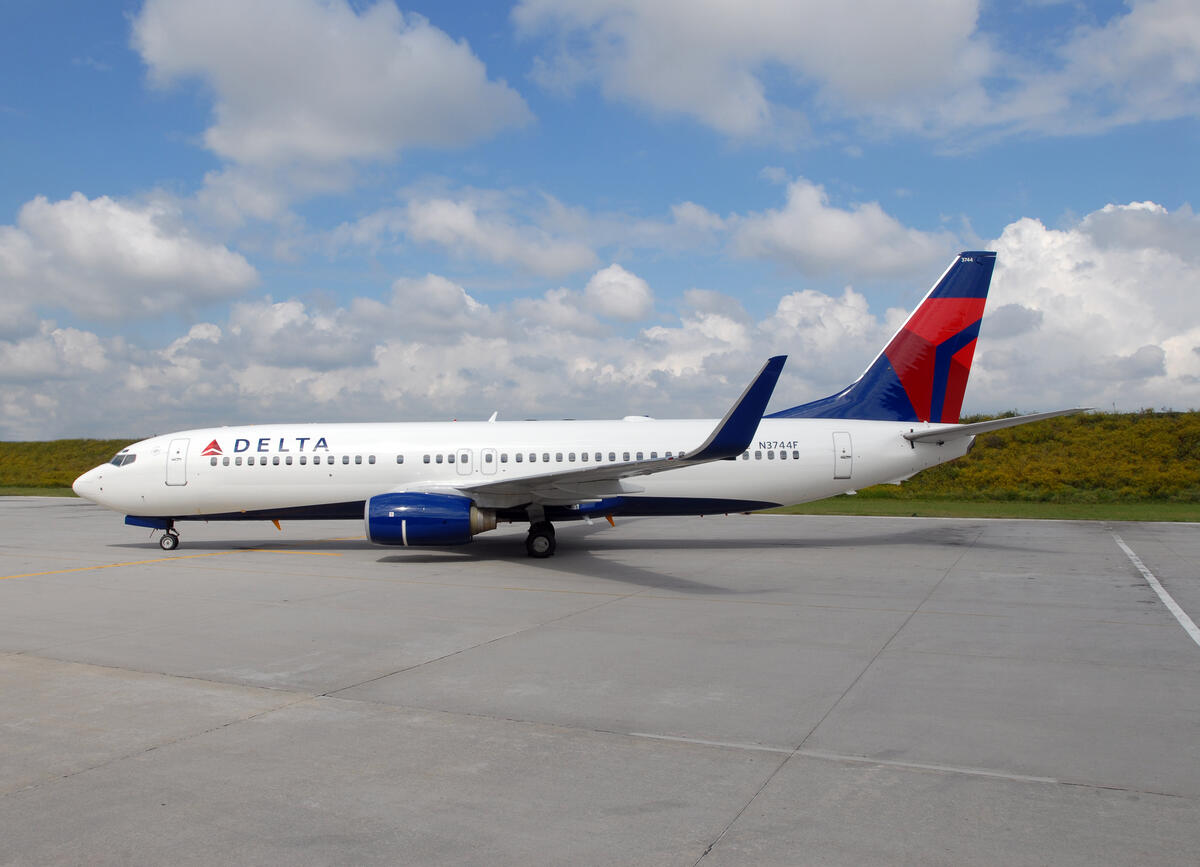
[{"left": 767, "top": 251, "right": 995, "bottom": 422}]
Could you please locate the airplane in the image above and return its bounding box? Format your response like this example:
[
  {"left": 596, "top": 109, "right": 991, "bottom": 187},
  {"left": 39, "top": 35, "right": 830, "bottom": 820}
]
[{"left": 72, "top": 251, "right": 1082, "bottom": 557}]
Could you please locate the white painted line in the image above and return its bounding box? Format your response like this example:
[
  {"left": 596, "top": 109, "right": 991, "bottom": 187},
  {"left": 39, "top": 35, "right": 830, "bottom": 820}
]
[
  {"left": 628, "top": 733, "right": 790, "bottom": 754},
  {"left": 1113, "top": 534, "right": 1200, "bottom": 649},
  {"left": 626, "top": 734, "right": 1060, "bottom": 784},
  {"left": 798, "top": 749, "right": 1059, "bottom": 785}
]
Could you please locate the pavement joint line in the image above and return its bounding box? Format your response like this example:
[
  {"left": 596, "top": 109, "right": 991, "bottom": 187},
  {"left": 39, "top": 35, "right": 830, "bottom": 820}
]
[
  {"left": 1113, "top": 533, "right": 1200, "bottom": 649},
  {"left": 888, "top": 646, "right": 1200, "bottom": 673},
  {"left": 0, "top": 548, "right": 344, "bottom": 580},
  {"left": 323, "top": 587, "right": 641, "bottom": 698},
  {"left": 0, "top": 692, "right": 316, "bottom": 801},
  {"left": 691, "top": 527, "right": 989, "bottom": 865}
]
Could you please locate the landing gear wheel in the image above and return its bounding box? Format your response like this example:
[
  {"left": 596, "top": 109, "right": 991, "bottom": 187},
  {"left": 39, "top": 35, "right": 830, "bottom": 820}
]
[
  {"left": 159, "top": 531, "right": 179, "bottom": 551},
  {"left": 525, "top": 523, "right": 556, "bottom": 558}
]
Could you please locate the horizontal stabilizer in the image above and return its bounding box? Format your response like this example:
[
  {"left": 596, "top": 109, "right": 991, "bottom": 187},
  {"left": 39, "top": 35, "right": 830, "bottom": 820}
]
[{"left": 904, "top": 408, "right": 1091, "bottom": 444}]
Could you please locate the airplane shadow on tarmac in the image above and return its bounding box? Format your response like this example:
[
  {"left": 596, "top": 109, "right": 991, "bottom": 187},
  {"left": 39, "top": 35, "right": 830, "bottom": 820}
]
[{"left": 106, "top": 517, "right": 1057, "bottom": 596}]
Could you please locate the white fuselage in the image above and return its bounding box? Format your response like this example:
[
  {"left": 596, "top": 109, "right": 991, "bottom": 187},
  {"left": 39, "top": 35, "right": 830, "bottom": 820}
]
[{"left": 72, "top": 417, "right": 970, "bottom": 521}]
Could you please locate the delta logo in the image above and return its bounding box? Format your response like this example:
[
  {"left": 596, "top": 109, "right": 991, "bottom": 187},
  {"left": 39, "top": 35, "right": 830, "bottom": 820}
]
[{"left": 200, "top": 436, "right": 332, "bottom": 455}]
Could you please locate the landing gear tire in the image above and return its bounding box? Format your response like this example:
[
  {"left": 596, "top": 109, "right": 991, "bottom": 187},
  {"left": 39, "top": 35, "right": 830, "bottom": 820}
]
[
  {"left": 160, "top": 531, "right": 179, "bottom": 551},
  {"left": 525, "top": 523, "right": 556, "bottom": 558}
]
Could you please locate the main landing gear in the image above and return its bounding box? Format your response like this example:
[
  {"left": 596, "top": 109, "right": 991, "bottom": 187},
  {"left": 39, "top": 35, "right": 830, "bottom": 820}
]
[
  {"left": 159, "top": 521, "right": 180, "bottom": 551},
  {"left": 525, "top": 520, "right": 556, "bottom": 558}
]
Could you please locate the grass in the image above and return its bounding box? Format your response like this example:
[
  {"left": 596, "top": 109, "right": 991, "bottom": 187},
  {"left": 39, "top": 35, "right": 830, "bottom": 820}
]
[
  {"left": 0, "top": 486, "right": 76, "bottom": 497},
  {"left": 768, "top": 498, "right": 1200, "bottom": 522}
]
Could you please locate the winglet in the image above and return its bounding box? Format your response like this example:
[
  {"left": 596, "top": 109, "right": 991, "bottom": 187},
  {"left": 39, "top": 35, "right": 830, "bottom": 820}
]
[{"left": 687, "top": 355, "right": 786, "bottom": 461}]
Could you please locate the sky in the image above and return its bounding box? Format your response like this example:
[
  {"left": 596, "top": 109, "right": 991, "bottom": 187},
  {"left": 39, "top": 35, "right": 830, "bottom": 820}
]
[{"left": 1, "top": 0, "right": 1198, "bottom": 439}]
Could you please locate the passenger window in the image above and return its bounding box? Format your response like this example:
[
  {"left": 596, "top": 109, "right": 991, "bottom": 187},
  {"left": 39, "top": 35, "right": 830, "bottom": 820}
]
[
  {"left": 273, "top": 456, "right": 280, "bottom": 465},
  {"left": 636, "top": 451, "right": 644, "bottom": 460},
  {"left": 529, "top": 453, "right": 536, "bottom": 463},
  {"left": 395, "top": 455, "right": 404, "bottom": 464},
  {"left": 608, "top": 452, "right": 616, "bottom": 462},
  {"left": 368, "top": 455, "right": 376, "bottom": 465},
  {"left": 623, "top": 452, "right": 630, "bottom": 461},
  {"left": 436, "top": 454, "right": 443, "bottom": 464},
  {"left": 581, "top": 452, "right": 588, "bottom": 462},
  {"left": 793, "top": 450, "right": 799, "bottom": 459},
  {"left": 665, "top": 451, "right": 672, "bottom": 459},
  {"left": 500, "top": 453, "right": 508, "bottom": 463},
  {"left": 650, "top": 451, "right": 658, "bottom": 459},
  {"left": 448, "top": 453, "right": 456, "bottom": 463},
  {"left": 556, "top": 453, "right": 563, "bottom": 462},
  {"left": 248, "top": 456, "right": 255, "bottom": 466},
  {"left": 223, "top": 457, "right": 230, "bottom": 466},
  {"left": 568, "top": 452, "right": 575, "bottom": 462},
  {"left": 355, "top": 455, "right": 362, "bottom": 465},
  {"left": 300, "top": 455, "right": 307, "bottom": 465},
  {"left": 515, "top": 453, "right": 523, "bottom": 463},
  {"left": 755, "top": 450, "right": 762, "bottom": 460},
  {"left": 210, "top": 457, "right": 217, "bottom": 466},
  {"left": 313, "top": 455, "right": 321, "bottom": 465},
  {"left": 423, "top": 455, "right": 431, "bottom": 464},
  {"left": 767, "top": 450, "right": 775, "bottom": 460},
  {"left": 485, "top": 453, "right": 493, "bottom": 463},
  {"left": 286, "top": 456, "right": 293, "bottom": 465},
  {"left": 779, "top": 451, "right": 787, "bottom": 460},
  {"left": 236, "top": 456, "right": 243, "bottom": 466},
  {"left": 741, "top": 451, "right": 749, "bottom": 460},
  {"left": 543, "top": 453, "right": 550, "bottom": 462}
]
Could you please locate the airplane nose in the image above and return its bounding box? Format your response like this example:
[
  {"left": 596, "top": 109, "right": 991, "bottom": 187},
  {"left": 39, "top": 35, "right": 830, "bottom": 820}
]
[{"left": 72, "top": 467, "right": 101, "bottom": 502}]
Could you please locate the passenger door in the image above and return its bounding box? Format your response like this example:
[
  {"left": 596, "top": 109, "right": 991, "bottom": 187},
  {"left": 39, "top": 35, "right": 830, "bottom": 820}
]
[
  {"left": 833, "top": 432, "right": 852, "bottom": 479},
  {"left": 165, "top": 438, "right": 189, "bottom": 486}
]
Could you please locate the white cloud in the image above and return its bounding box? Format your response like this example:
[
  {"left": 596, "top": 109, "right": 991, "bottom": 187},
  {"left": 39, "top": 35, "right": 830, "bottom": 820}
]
[
  {"left": 584, "top": 264, "right": 654, "bottom": 320},
  {"left": 977, "top": 201, "right": 1200, "bottom": 411},
  {"left": 0, "top": 193, "right": 257, "bottom": 321},
  {"left": 515, "top": 0, "right": 1200, "bottom": 142},
  {"left": 986, "top": 0, "right": 1200, "bottom": 137},
  {"left": 404, "top": 197, "right": 597, "bottom": 277},
  {"left": 515, "top": 0, "right": 987, "bottom": 138},
  {"left": 133, "top": 0, "right": 531, "bottom": 167},
  {"left": 7, "top": 199, "right": 1199, "bottom": 438},
  {"left": 731, "top": 178, "right": 957, "bottom": 278}
]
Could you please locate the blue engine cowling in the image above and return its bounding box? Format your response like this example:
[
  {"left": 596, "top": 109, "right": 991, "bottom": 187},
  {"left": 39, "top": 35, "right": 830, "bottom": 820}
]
[{"left": 365, "top": 492, "right": 497, "bottom": 547}]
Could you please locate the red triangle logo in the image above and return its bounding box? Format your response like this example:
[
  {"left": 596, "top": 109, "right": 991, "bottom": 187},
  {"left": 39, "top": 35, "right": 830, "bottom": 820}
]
[{"left": 201, "top": 439, "right": 223, "bottom": 456}]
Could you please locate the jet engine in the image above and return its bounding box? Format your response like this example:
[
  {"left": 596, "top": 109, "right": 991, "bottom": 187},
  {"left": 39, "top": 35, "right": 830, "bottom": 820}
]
[{"left": 365, "top": 492, "right": 496, "bottom": 546}]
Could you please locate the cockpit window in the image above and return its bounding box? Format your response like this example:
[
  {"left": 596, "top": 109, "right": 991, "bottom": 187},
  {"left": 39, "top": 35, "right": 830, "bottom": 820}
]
[{"left": 109, "top": 453, "right": 137, "bottom": 467}]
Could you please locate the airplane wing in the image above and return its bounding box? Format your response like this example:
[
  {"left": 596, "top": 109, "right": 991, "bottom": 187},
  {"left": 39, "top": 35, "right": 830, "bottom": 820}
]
[
  {"left": 903, "top": 408, "right": 1090, "bottom": 444},
  {"left": 452, "top": 355, "right": 786, "bottom": 507}
]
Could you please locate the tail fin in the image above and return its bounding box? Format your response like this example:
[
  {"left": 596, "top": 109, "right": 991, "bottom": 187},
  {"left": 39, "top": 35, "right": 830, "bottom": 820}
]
[{"left": 767, "top": 251, "right": 995, "bottom": 423}]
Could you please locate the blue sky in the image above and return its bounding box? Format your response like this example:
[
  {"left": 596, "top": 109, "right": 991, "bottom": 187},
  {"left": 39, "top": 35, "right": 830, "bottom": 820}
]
[{"left": 2, "top": 0, "right": 1198, "bottom": 438}]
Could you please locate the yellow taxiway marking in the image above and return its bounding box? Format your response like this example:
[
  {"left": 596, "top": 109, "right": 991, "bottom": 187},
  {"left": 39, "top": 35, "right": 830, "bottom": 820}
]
[{"left": 0, "top": 547, "right": 343, "bottom": 580}]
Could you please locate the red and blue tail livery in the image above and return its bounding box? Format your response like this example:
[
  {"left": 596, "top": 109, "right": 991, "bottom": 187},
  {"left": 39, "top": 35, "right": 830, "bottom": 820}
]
[{"left": 767, "top": 251, "right": 996, "bottom": 423}]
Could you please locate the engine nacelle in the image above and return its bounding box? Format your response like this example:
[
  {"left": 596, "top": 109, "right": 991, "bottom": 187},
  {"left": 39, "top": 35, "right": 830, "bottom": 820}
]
[{"left": 365, "top": 492, "right": 496, "bottom": 547}]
